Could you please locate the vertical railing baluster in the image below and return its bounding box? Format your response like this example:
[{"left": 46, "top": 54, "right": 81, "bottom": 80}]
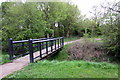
[
  {"left": 49, "top": 40, "right": 51, "bottom": 47},
  {"left": 53, "top": 40, "right": 54, "bottom": 50},
  {"left": 60, "top": 38, "right": 61, "bottom": 48},
  {"left": 29, "top": 39, "right": 34, "bottom": 63},
  {"left": 62, "top": 37, "right": 64, "bottom": 47},
  {"left": 42, "top": 42, "right": 44, "bottom": 49},
  {"left": 22, "top": 43, "right": 25, "bottom": 56},
  {"left": 51, "top": 40, "right": 53, "bottom": 52},
  {"left": 9, "top": 38, "right": 14, "bottom": 60},
  {"left": 58, "top": 39, "right": 59, "bottom": 48},
  {"left": 46, "top": 41, "right": 48, "bottom": 54},
  {"left": 55, "top": 40, "right": 56, "bottom": 50},
  {"left": 39, "top": 42, "right": 42, "bottom": 58}
]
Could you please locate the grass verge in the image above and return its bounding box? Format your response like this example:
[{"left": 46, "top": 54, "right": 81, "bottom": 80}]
[
  {"left": 6, "top": 60, "right": 118, "bottom": 78},
  {"left": 47, "top": 44, "right": 70, "bottom": 61},
  {"left": 0, "top": 51, "right": 11, "bottom": 64}
]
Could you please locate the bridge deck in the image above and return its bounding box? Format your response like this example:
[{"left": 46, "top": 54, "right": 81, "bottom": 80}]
[{"left": 13, "top": 46, "right": 60, "bottom": 63}]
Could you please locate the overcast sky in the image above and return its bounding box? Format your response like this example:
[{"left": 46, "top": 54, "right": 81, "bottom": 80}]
[
  {"left": 71, "top": 0, "right": 119, "bottom": 18},
  {"left": 0, "top": 0, "right": 119, "bottom": 18}
]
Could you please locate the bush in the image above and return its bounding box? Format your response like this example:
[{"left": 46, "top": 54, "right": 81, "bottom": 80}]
[
  {"left": 102, "top": 19, "right": 120, "bottom": 62},
  {"left": 68, "top": 40, "right": 107, "bottom": 62}
]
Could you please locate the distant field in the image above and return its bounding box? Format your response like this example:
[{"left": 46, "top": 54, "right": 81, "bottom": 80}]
[{"left": 6, "top": 60, "right": 118, "bottom": 78}]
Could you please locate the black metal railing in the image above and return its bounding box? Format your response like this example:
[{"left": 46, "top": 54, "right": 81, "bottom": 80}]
[{"left": 9, "top": 37, "right": 64, "bottom": 63}]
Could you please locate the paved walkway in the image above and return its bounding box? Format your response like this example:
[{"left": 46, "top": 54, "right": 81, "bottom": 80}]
[{"left": 0, "top": 39, "right": 81, "bottom": 79}]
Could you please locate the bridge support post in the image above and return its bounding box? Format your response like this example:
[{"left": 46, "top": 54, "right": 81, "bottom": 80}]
[
  {"left": 62, "top": 37, "right": 64, "bottom": 47},
  {"left": 55, "top": 40, "right": 56, "bottom": 50},
  {"left": 29, "top": 39, "right": 34, "bottom": 63},
  {"left": 9, "top": 38, "right": 14, "bottom": 60}
]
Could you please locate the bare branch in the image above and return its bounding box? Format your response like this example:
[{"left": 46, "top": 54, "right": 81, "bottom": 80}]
[{"left": 109, "top": 7, "right": 120, "bottom": 13}]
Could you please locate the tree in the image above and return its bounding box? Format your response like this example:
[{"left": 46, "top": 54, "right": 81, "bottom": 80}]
[
  {"left": 89, "top": 5, "right": 103, "bottom": 36},
  {"left": 100, "top": 1, "right": 120, "bottom": 59},
  {"left": 1, "top": 2, "right": 82, "bottom": 51},
  {"left": 2, "top": 2, "right": 45, "bottom": 51}
]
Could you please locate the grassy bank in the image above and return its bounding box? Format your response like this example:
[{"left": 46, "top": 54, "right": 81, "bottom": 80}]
[
  {"left": 6, "top": 60, "right": 118, "bottom": 78},
  {"left": 47, "top": 44, "right": 70, "bottom": 61}
]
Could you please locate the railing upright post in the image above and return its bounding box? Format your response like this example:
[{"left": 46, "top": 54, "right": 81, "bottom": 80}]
[
  {"left": 58, "top": 39, "right": 59, "bottom": 48},
  {"left": 55, "top": 40, "right": 56, "bottom": 50},
  {"left": 42, "top": 42, "right": 44, "bottom": 49},
  {"left": 29, "top": 39, "right": 34, "bottom": 63},
  {"left": 39, "top": 42, "right": 42, "bottom": 58},
  {"left": 62, "top": 37, "right": 64, "bottom": 47},
  {"left": 51, "top": 40, "right": 53, "bottom": 52},
  {"left": 46, "top": 41, "right": 48, "bottom": 54},
  {"left": 9, "top": 38, "right": 14, "bottom": 60},
  {"left": 22, "top": 43, "right": 25, "bottom": 56},
  {"left": 60, "top": 38, "right": 62, "bottom": 47}
]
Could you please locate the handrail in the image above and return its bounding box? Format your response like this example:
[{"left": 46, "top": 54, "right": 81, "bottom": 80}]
[
  {"left": 9, "top": 37, "right": 64, "bottom": 63},
  {"left": 12, "top": 38, "right": 49, "bottom": 44},
  {"left": 32, "top": 37, "right": 62, "bottom": 44}
]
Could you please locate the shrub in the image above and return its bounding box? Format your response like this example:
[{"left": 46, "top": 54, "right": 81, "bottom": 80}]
[{"left": 68, "top": 40, "right": 107, "bottom": 62}]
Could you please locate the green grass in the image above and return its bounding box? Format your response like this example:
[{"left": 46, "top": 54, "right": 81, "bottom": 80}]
[
  {"left": 84, "top": 37, "right": 104, "bottom": 43},
  {"left": 0, "top": 51, "right": 11, "bottom": 64},
  {"left": 47, "top": 44, "right": 70, "bottom": 61},
  {"left": 6, "top": 60, "right": 118, "bottom": 78}
]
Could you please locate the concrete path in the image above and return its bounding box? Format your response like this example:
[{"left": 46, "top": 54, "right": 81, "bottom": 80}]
[{"left": 0, "top": 39, "right": 81, "bottom": 79}]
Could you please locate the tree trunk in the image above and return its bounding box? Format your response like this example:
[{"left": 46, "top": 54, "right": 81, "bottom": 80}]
[
  {"left": 66, "top": 31, "right": 70, "bottom": 38},
  {"left": 47, "top": 34, "right": 49, "bottom": 38}
]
